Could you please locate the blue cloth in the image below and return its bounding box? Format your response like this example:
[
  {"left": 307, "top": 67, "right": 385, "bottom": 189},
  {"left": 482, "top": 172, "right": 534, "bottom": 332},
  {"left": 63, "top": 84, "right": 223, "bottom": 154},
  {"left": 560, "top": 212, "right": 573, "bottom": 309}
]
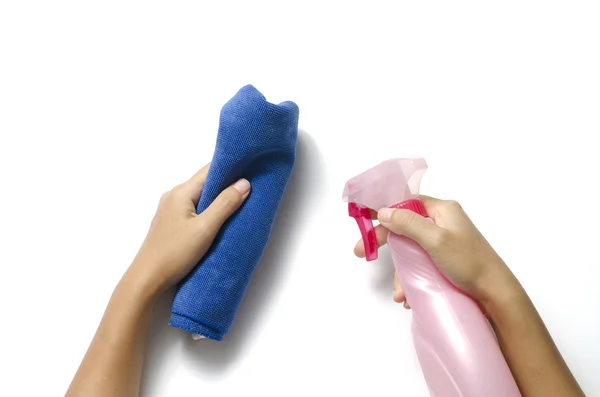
[{"left": 169, "top": 85, "right": 299, "bottom": 340}]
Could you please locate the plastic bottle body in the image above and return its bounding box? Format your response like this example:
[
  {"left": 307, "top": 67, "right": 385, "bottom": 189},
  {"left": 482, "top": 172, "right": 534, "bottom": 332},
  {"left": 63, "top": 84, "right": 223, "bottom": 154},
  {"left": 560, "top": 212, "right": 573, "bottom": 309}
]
[{"left": 388, "top": 232, "right": 521, "bottom": 397}]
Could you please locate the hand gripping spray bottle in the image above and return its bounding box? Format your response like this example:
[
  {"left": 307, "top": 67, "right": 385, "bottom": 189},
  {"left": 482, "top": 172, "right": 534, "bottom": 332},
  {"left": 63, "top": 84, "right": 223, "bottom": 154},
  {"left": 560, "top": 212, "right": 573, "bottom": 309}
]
[{"left": 343, "top": 158, "right": 521, "bottom": 397}]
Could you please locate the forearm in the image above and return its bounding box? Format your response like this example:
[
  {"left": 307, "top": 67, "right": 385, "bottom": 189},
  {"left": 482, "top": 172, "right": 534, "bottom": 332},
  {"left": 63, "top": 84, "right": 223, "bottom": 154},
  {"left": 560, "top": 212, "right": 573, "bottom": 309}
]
[
  {"left": 66, "top": 269, "right": 159, "bottom": 397},
  {"left": 483, "top": 278, "right": 584, "bottom": 397},
  {"left": 64, "top": 163, "right": 247, "bottom": 396}
]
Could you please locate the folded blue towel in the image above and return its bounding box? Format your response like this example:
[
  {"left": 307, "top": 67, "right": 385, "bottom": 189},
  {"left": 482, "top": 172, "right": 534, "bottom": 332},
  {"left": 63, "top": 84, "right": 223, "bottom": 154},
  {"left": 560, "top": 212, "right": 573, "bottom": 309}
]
[{"left": 169, "top": 85, "right": 299, "bottom": 341}]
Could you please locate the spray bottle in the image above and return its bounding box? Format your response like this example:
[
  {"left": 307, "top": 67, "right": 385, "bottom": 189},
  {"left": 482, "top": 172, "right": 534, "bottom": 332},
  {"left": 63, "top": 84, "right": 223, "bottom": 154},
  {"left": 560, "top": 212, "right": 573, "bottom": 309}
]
[{"left": 343, "top": 158, "right": 521, "bottom": 397}]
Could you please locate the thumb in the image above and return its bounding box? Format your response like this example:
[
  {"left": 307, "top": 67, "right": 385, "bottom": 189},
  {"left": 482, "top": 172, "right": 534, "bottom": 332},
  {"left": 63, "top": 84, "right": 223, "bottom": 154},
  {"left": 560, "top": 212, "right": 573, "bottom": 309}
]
[
  {"left": 197, "top": 178, "right": 251, "bottom": 235},
  {"left": 377, "top": 208, "right": 442, "bottom": 251}
]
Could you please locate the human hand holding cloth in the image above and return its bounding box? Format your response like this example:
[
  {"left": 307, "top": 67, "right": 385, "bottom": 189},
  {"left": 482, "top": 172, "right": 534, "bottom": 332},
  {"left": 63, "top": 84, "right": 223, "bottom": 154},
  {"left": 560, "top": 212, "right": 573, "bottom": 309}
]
[{"left": 169, "top": 85, "right": 299, "bottom": 341}]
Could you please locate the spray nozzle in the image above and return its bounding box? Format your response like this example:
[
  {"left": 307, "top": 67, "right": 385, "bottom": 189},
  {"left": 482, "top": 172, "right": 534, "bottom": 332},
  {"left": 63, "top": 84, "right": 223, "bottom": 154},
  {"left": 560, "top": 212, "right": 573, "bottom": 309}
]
[{"left": 343, "top": 158, "right": 428, "bottom": 262}]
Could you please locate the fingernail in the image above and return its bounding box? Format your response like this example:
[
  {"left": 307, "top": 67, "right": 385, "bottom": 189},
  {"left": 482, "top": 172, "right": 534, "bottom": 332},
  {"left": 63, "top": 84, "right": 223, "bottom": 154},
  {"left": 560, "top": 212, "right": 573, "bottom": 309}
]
[
  {"left": 233, "top": 178, "right": 250, "bottom": 195},
  {"left": 378, "top": 208, "right": 395, "bottom": 224}
]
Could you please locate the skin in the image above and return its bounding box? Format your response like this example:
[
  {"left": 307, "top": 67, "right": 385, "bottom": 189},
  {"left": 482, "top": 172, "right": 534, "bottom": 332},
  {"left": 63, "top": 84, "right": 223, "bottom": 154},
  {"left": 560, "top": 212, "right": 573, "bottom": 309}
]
[
  {"left": 66, "top": 163, "right": 251, "bottom": 397},
  {"left": 66, "top": 165, "right": 584, "bottom": 397},
  {"left": 355, "top": 196, "right": 585, "bottom": 397}
]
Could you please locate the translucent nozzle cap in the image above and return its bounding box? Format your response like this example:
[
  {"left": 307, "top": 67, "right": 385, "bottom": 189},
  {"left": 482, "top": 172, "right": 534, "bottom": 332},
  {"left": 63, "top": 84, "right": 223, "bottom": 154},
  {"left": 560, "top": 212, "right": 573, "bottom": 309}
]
[
  {"left": 342, "top": 158, "right": 428, "bottom": 261},
  {"left": 343, "top": 158, "right": 428, "bottom": 210}
]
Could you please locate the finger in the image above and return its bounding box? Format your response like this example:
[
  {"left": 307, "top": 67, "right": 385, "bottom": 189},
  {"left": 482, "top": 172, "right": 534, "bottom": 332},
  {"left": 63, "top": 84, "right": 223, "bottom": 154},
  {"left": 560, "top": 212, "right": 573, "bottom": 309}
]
[
  {"left": 354, "top": 224, "right": 389, "bottom": 258},
  {"left": 393, "top": 273, "right": 405, "bottom": 303},
  {"left": 197, "top": 178, "right": 250, "bottom": 235},
  {"left": 417, "top": 195, "right": 444, "bottom": 219},
  {"left": 377, "top": 208, "right": 442, "bottom": 251},
  {"left": 180, "top": 163, "right": 211, "bottom": 206}
]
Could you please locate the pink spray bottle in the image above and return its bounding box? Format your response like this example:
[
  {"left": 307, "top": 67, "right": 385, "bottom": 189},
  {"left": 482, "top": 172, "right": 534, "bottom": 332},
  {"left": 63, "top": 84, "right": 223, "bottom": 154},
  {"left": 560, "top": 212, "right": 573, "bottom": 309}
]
[{"left": 343, "top": 158, "right": 521, "bottom": 397}]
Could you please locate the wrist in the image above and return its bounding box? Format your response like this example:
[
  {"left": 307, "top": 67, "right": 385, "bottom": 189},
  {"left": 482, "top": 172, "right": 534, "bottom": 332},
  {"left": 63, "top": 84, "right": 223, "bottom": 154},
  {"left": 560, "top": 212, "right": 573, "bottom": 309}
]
[
  {"left": 118, "top": 262, "right": 165, "bottom": 307},
  {"left": 476, "top": 262, "right": 525, "bottom": 317}
]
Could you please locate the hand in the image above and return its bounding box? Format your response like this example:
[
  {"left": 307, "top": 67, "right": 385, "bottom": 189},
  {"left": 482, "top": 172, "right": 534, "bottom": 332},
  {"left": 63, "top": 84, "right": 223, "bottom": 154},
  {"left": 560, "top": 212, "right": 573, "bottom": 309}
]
[
  {"left": 354, "top": 196, "right": 519, "bottom": 308},
  {"left": 127, "top": 163, "right": 250, "bottom": 295}
]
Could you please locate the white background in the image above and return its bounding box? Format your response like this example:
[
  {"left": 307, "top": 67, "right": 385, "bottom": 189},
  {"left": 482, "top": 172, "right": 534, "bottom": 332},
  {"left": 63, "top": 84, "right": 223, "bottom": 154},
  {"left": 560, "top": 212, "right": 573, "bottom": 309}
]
[{"left": 1, "top": 1, "right": 599, "bottom": 396}]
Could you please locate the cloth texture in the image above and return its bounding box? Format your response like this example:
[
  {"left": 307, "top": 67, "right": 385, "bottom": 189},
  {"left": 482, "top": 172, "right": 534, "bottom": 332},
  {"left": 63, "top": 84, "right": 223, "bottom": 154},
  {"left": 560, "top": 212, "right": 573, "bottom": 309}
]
[{"left": 169, "top": 85, "right": 299, "bottom": 340}]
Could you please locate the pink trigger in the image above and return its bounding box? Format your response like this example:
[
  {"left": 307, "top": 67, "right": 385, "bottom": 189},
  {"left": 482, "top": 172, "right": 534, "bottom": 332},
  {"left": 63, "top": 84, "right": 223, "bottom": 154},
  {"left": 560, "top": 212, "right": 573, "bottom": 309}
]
[{"left": 348, "top": 203, "right": 378, "bottom": 261}]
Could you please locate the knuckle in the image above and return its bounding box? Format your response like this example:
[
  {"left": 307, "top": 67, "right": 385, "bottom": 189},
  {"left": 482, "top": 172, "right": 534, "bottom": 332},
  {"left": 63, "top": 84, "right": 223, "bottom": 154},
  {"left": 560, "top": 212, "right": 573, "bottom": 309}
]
[
  {"left": 431, "top": 228, "right": 450, "bottom": 249},
  {"left": 217, "top": 189, "right": 241, "bottom": 210},
  {"left": 392, "top": 209, "right": 417, "bottom": 230},
  {"left": 160, "top": 191, "right": 170, "bottom": 202},
  {"left": 170, "top": 185, "right": 185, "bottom": 197},
  {"left": 194, "top": 215, "right": 217, "bottom": 239},
  {"left": 194, "top": 215, "right": 209, "bottom": 232},
  {"left": 443, "top": 200, "right": 462, "bottom": 211}
]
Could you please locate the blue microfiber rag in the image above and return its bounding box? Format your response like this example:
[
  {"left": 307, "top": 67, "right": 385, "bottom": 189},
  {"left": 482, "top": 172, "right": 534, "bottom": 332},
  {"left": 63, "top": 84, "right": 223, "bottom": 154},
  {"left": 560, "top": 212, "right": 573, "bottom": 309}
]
[{"left": 169, "top": 85, "right": 299, "bottom": 341}]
